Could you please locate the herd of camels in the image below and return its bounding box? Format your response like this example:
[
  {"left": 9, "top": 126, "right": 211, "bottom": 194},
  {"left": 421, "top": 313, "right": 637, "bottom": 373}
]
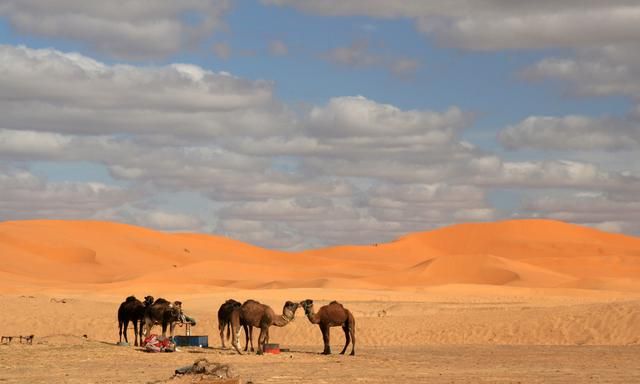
[{"left": 118, "top": 296, "right": 356, "bottom": 356}]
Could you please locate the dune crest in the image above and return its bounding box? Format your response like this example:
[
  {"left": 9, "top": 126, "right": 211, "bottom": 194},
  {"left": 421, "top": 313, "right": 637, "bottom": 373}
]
[{"left": 1, "top": 219, "right": 640, "bottom": 293}]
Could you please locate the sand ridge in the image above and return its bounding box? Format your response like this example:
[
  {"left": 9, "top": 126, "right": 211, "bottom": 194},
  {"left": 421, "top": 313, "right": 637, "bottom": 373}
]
[{"left": 1, "top": 218, "right": 640, "bottom": 293}]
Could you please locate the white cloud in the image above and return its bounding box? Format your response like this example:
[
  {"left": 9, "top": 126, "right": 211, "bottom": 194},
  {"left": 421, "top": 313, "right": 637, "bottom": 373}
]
[
  {"left": 0, "top": 166, "right": 135, "bottom": 220},
  {"left": 2, "top": 43, "right": 640, "bottom": 247},
  {"left": 0, "top": 45, "right": 290, "bottom": 139},
  {"left": 132, "top": 210, "right": 203, "bottom": 231},
  {"left": 308, "top": 96, "right": 466, "bottom": 141},
  {"left": 519, "top": 193, "right": 640, "bottom": 234},
  {"left": 264, "top": 1, "right": 640, "bottom": 51},
  {"left": 523, "top": 46, "right": 640, "bottom": 98},
  {"left": 0, "top": 0, "right": 231, "bottom": 59},
  {"left": 499, "top": 115, "right": 640, "bottom": 151}
]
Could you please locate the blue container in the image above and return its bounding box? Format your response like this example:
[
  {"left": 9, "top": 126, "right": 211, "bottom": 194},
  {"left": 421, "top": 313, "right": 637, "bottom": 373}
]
[{"left": 174, "top": 335, "right": 208, "bottom": 347}]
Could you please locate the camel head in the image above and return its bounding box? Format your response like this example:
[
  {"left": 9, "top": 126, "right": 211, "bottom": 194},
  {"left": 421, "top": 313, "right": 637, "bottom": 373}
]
[
  {"left": 282, "top": 300, "right": 300, "bottom": 320},
  {"left": 143, "top": 296, "right": 154, "bottom": 306},
  {"left": 300, "top": 299, "right": 314, "bottom": 316},
  {"left": 162, "top": 300, "right": 182, "bottom": 322}
]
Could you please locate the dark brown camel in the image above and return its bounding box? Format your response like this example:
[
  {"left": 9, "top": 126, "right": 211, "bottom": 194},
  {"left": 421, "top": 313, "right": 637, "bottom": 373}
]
[
  {"left": 300, "top": 299, "right": 355, "bottom": 356},
  {"left": 117, "top": 295, "right": 153, "bottom": 346},
  {"left": 230, "top": 300, "right": 299, "bottom": 355},
  {"left": 217, "top": 299, "right": 241, "bottom": 348},
  {"left": 142, "top": 298, "right": 183, "bottom": 342}
]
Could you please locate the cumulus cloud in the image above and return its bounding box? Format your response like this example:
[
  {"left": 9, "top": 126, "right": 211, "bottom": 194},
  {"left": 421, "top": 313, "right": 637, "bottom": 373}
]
[
  {"left": 129, "top": 210, "right": 204, "bottom": 231},
  {"left": 3, "top": 43, "right": 640, "bottom": 247},
  {"left": 0, "top": 166, "right": 136, "bottom": 220},
  {"left": 264, "top": 1, "right": 640, "bottom": 51},
  {"left": 0, "top": 0, "right": 231, "bottom": 59},
  {"left": 0, "top": 45, "right": 290, "bottom": 138},
  {"left": 499, "top": 115, "right": 640, "bottom": 151},
  {"left": 523, "top": 46, "right": 640, "bottom": 98},
  {"left": 519, "top": 192, "right": 640, "bottom": 234}
]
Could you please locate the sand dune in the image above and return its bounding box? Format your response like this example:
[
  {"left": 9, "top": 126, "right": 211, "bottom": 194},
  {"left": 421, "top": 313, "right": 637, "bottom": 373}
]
[
  {"left": 3, "top": 217, "right": 638, "bottom": 384},
  {"left": 1, "top": 218, "right": 640, "bottom": 293}
]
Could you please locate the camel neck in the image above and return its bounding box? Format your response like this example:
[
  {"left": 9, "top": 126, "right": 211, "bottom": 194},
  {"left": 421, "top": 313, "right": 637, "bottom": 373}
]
[
  {"left": 273, "top": 314, "right": 292, "bottom": 327},
  {"left": 305, "top": 311, "right": 321, "bottom": 324}
]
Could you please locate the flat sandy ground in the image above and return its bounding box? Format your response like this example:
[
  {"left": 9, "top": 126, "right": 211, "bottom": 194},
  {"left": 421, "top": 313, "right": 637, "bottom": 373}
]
[
  {"left": 2, "top": 287, "right": 640, "bottom": 383},
  {"left": 3, "top": 342, "right": 640, "bottom": 384}
]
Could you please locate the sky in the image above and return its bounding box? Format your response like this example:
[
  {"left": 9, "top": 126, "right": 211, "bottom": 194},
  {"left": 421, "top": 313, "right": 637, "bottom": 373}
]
[{"left": 1, "top": 0, "right": 639, "bottom": 249}]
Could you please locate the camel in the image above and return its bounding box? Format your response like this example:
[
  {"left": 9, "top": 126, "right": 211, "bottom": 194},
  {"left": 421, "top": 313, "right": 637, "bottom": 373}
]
[
  {"left": 300, "top": 299, "right": 356, "bottom": 356},
  {"left": 117, "top": 295, "right": 153, "bottom": 346},
  {"left": 230, "top": 299, "right": 299, "bottom": 355},
  {"left": 142, "top": 298, "right": 183, "bottom": 342},
  {"left": 217, "top": 299, "right": 241, "bottom": 348}
]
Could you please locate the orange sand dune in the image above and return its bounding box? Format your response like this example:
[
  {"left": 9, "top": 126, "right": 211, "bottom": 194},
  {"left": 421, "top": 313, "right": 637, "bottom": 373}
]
[{"left": 1, "top": 219, "right": 640, "bottom": 293}]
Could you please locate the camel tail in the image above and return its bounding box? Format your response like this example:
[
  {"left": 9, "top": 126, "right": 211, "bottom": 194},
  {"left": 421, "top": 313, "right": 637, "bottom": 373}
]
[{"left": 226, "top": 322, "right": 231, "bottom": 341}]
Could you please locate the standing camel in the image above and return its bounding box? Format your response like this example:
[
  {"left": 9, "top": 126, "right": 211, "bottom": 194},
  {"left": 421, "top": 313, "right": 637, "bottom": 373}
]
[
  {"left": 142, "top": 298, "right": 183, "bottom": 341},
  {"left": 230, "top": 300, "right": 299, "bottom": 355},
  {"left": 117, "top": 295, "right": 153, "bottom": 346},
  {"left": 300, "top": 299, "right": 356, "bottom": 356},
  {"left": 217, "top": 299, "right": 241, "bottom": 348}
]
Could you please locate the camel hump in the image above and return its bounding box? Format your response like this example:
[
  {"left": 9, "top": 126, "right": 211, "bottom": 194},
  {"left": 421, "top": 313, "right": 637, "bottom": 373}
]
[
  {"left": 154, "top": 298, "right": 170, "bottom": 305},
  {"left": 329, "top": 300, "right": 343, "bottom": 307},
  {"left": 125, "top": 295, "right": 137, "bottom": 302}
]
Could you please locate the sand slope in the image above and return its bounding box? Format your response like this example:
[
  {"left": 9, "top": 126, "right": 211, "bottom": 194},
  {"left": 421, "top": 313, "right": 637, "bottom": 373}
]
[{"left": 1, "top": 219, "right": 639, "bottom": 293}]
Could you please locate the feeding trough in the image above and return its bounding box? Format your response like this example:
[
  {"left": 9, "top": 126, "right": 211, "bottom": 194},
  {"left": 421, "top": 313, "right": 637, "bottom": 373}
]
[
  {"left": 173, "top": 316, "right": 208, "bottom": 347},
  {"left": 263, "top": 343, "right": 280, "bottom": 354}
]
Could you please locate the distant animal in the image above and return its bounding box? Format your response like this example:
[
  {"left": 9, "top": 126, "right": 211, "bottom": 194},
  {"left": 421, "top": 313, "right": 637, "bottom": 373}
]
[
  {"left": 300, "top": 299, "right": 355, "bottom": 355},
  {"left": 230, "top": 299, "right": 299, "bottom": 355},
  {"left": 142, "top": 298, "right": 183, "bottom": 342},
  {"left": 117, "top": 295, "right": 153, "bottom": 346},
  {"left": 217, "top": 299, "right": 242, "bottom": 348}
]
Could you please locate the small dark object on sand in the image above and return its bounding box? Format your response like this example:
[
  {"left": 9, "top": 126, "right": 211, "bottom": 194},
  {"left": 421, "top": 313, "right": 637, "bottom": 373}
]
[
  {"left": 174, "top": 358, "right": 235, "bottom": 379},
  {"left": 1, "top": 335, "right": 34, "bottom": 344}
]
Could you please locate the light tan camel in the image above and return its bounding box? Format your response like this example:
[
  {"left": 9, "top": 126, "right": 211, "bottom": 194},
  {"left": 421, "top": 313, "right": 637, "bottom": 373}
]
[
  {"left": 300, "top": 299, "right": 355, "bottom": 355},
  {"left": 230, "top": 299, "right": 299, "bottom": 354}
]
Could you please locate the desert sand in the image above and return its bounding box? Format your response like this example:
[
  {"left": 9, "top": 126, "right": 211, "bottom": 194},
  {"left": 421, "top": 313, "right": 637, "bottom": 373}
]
[{"left": 1, "top": 219, "right": 640, "bottom": 383}]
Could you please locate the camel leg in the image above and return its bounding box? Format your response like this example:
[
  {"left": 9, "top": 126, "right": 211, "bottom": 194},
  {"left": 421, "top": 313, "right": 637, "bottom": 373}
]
[
  {"left": 257, "top": 326, "right": 268, "bottom": 355},
  {"left": 133, "top": 319, "right": 139, "bottom": 347},
  {"left": 243, "top": 324, "right": 249, "bottom": 351},
  {"left": 137, "top": 319, "right": 143, "bottom": 346},
  {"left": 231, "top": 323, "right": 243, "bottom": 355},
  {"left": 340, "top": 323, "right": 350, "bottom": 355},
  {"left": 122, "top": 319, "right": 129, "bottom": 344},
  {"left": 161, "top": 321, "right": 168, "bottom": 339},
  {"left": 118, "top": 320, "right": 123, "bottom": 343},
  {"left": 169, "top": 322, "right": 176, "bottom": 341},
  {"left": 142, "top": 318, "right": 153, "bottom": 345},
  {"left": 219, "top": 321, "right": 226, "bottom": 348},
  {"left": 320, "top": 324, "right": 331, "bottom": 355},
  {"left": 349, "top": 318, "right": 356, "bottom": 356},
  {"left": 244, "top": 325, "right": 255, "bottom": 352}
]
